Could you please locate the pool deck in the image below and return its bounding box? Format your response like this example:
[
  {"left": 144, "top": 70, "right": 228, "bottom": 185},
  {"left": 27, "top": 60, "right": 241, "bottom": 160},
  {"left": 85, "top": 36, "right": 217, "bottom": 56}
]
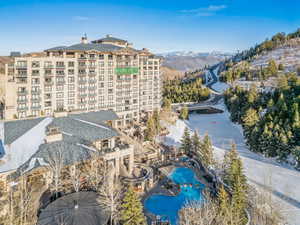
[{"left": 142, "top": 160, "right": 215, "bottom": 224}]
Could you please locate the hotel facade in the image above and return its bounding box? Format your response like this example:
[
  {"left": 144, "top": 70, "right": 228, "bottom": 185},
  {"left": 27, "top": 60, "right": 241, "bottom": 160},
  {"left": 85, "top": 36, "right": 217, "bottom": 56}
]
[{"left": 0, "top": 35, "right": 162, "bottom": 126}]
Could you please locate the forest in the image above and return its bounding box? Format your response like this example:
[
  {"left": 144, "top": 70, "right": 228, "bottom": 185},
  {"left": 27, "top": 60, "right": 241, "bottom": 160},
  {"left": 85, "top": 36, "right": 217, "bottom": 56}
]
[
  {"left": 224, "top": 74, "right": 300, "bottom": 168},
  {"left": 163, "top": 78, "right": 210, "bottom": 103}
]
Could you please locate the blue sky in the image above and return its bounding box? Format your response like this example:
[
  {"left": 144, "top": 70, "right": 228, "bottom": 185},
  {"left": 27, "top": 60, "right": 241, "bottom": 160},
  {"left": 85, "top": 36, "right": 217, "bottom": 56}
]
[{"left": 0, "top": 0, "right": 300, "bottom": 55}]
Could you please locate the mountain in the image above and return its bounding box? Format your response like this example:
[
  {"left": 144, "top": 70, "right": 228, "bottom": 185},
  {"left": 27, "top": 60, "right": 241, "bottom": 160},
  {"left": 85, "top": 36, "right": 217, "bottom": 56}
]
[
  {"left": 160, "top": 66, "right": 184, "bottom": 80},
  {"left": 159, "top": 51, "right": 233, "bottom": 72}
]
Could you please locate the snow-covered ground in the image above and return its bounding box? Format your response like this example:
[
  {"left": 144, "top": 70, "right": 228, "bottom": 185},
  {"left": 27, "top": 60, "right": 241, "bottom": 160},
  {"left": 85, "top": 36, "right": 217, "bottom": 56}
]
[
  {"left": 162, "top": 98, "right": 300, "bottom": 225},
  {"left": 0, "top": 117, "right": 53, "bottom": 173},
  {"left": 211, "top": 82, "right": 230, "bottom": 93}
]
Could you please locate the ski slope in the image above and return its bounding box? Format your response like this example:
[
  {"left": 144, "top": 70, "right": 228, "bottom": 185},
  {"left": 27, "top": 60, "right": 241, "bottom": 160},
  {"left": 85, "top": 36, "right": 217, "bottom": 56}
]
[{"left": 162, "top": 76, "right": 300, "bottom": 224}]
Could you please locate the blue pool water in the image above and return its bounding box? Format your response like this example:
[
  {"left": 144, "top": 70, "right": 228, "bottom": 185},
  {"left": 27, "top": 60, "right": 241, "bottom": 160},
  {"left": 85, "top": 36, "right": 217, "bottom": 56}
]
[{"left": 144, "top": 167, "right": 205, "bottom": 225}]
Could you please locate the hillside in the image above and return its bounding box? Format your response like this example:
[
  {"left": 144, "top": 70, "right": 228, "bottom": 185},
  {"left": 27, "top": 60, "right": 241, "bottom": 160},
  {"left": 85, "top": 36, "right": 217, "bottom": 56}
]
[
  {"left": 250, "top": 39, "right": 300, "bottom": 73},
  {"left": 160, "top": 51, "right": 232, "bottom": 72},
  {"left": 220, "top": 29, "right": 300, "bottom": 83},
  {"left": 160, "top": 66, "right": 184, "bottom": 80}
]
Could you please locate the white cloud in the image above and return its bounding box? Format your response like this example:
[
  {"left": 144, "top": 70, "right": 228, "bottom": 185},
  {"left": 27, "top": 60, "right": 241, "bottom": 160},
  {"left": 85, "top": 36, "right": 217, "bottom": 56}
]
[
  {"left": 180, "top": 5, "right": 227, "bottom": 17},
  {"left": 72, "top": 16, "right": 90, "bottom": 21}
]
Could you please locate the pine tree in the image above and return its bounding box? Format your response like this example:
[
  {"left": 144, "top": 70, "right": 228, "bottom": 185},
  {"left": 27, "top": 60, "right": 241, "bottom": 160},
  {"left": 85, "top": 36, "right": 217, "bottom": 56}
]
[
  {"left": 145, "top": 117, "right": 155, "bottom": 141},
  {"left": 162, "top": 98, "right": 172, "bottom": 112},
  {"left": 179, "top": 106, "right": 189, "bottom": 120},
  {"left": 191, "top": 130, "right": 201, "bottom": 156},
  {"left": 152, "top": 110, "right": 161, "bottom": 135},
  {"left": 120, "top": 186, "right": 146, "bottom": 225},
  {"left": 180, "top": 127, "right": 192, "bottom": 155},
  {"left": 267, "top": 59, "right": 278, "bottom": 76},
  {"left": 201, "top": 133, "right": 214, "bottom": 168},
  {"left": 218, "top": 185, "right": 230, "bottom": 219}
]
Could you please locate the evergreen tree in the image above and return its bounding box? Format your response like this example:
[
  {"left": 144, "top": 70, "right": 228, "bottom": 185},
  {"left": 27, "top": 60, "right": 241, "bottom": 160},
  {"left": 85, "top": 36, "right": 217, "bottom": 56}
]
[
  {"left": 120, "top": 186, "right": 146, "bottom": 225},
  {"left": 267, "top": 59, "right": 278, "bottom": 76},
  {"left": 152, "top": 110, "right": 161, "bottom": 135},
  {"left": 218, "top": 185, "right": 230, "bottom": 220},
  {"left": 191, "top": 130, "right": 201, "bottom": 156},
  {"left": 179, "top": 106, "right": 189, "bottom": 120},
  {"left": 162, "top": 98, "right": 172, "bottom": 112},
  {"left": 180, "top": 127, "right": 192, "bottom": 155},
  {"left": 145, "top": 117, "right": 155, "bottom": 141},
  {"left": 201, "top": 133, "right": 214, "bottom": 168}
]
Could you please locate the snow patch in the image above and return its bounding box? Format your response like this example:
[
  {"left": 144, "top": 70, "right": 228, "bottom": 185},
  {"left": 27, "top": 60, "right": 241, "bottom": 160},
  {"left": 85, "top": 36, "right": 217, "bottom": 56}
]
[{"left": 0, "top": 117, "right": 53, "bottom": 173}]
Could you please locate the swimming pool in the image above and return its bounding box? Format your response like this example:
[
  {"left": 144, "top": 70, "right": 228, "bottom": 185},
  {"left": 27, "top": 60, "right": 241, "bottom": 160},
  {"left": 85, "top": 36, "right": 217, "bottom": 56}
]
[{"left": 144, "top": 167, "right": 205, "bottom": 225}]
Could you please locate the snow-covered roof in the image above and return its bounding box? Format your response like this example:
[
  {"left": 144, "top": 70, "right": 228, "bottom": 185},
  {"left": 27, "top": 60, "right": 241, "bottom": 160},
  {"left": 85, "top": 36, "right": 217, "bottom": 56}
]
[{"left": 0, "top": 110, "right": 120, "bottom": 174}]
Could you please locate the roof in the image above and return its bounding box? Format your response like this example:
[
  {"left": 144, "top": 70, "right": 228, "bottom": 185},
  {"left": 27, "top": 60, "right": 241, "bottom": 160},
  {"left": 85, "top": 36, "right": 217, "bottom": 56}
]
[
  {"left": 12, "top": 134, "right": 95, "bottom": 177},
  {"left": 37, "top": 192, "right": 109, "bottom": 225},
  {"left": 4, "top": 117, "right": 44, "bottom": 145},
  {"left": 0, "top": 110, "right": 120, "bottom": 174},
  {"left": 69, "top": 110, "right": 119, "bottom": 124},
  {"left": 46, "top": 43, "right": 123, "bottom": 52},
  {"left": 92, "top": 35, "right": 127, "bottom": 43},
  {"left": 49, "top": 116, "right": 119, "bottom": 142}
]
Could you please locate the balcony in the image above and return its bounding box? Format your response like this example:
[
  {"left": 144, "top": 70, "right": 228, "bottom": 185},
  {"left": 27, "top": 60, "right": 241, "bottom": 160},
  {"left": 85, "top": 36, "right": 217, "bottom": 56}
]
[
  {"left": 44, "top": 80, "right": 54, "bottom": 85},
  {"left": 31, "top": 90, "right": 41, "bottom": 94},
  {"left": 18, "top": 90, "right": 28, "bottom": 95},
  {"left": 16, "top": 73, "right": 27, "bottom": 78},
  {"left": 31, "top": 97, "right": 41, "bottom": 102},
  {"left": 88, "top": 86, "right": 96, "bottom": 91},
  {"left": 16, "top": 65, "right": 27, "bottom": 69},
  {"left": 17, "top": 98, "right": 27, "bottom": 103},
  {"left": 31, "top": 105, "right": 41, "bottom": 110},
  {"left": 56, "top": 63, "right": 65, "bottom": 69},
  {"left": 17, "top": 106, "right": 28, "bottom": 111}
]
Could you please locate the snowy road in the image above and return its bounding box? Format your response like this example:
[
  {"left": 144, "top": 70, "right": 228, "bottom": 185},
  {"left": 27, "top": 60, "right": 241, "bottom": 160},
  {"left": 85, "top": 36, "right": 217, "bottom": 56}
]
[{"left": 163, "top": 73, "right": 300, "bottom": 224}]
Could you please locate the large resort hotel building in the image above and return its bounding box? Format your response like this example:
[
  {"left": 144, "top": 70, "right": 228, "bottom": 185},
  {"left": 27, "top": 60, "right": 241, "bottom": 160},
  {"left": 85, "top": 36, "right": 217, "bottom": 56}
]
[{"left": 0, "top": 35, "right": 162, "bottom": 126}]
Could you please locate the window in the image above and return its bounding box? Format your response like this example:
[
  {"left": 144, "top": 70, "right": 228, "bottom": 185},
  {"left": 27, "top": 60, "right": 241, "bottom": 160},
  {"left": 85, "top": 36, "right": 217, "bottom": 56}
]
[
  {"left": 108, "top": 82, "right": 113, "bottom": 87},
  {"left": 68, "top": 99, "right": 75, "bottom": 105},
  {"left": 68, "top": 84, "right": 75, "bottom": 90},
  {"left": 68, "top": 77, "right": 75, "bottom": 83},
  {"left": 68, "top": 92, "right": 75, "bottom": 98},
  {"left": 45, "top": 85, "right": 52, "bottom": 92},
  {"left": 68, "top": 69, "right": 74, "bottom": 75},
  {"left": 56, "top": 61, "right": 64, "bottom": 68},
  {"left": 56, "top": 70, "right": 64, "bottom": 75},
  {"left": 32, "top": 78, "right": 39, "bottom": 84},
  {"left": 56, "top": 85, "right": 63, "bottom": 91},
  {"left": 45, "top": 69, "right": 51, "bottom": 75},
  {"left": 68, "top": 61, "right": 75, "bottom": 67},
  {"left": 108, "top": 95, "right": 114, "bottom": 100},
  {"left": 44, "top": 61, "right": 52, "bottom": 68},
  {"left": 56, "top": 92, "right": 64, "bottom": 98},
  {"left": 99, "top": 82, "right": 104, "bottom": 88},
  {"left": 32, "top": 61, "right": 40, "bottom": 68},
  {"left": 99, "top": 75, "right": 104, "bottom": 81},
  {"left": 32, "top": 70, "right": 39, "bottom": 76},
  {"left": 99, "top": 54, "right": 104, "bottom": 60}
]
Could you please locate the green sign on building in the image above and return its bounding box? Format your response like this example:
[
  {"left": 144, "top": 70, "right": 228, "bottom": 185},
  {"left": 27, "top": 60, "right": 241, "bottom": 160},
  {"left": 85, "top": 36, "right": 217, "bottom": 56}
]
[{"left": 115, "top": 67, "right": 139, "bottom": 75}]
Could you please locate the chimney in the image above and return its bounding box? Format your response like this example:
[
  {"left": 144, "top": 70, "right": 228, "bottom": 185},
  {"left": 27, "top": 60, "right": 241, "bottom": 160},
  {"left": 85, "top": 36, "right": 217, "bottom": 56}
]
[
  {"left": 81, "top": 33, "right": 88, "bottom": 44},
  {"left": 45, "top": 126, "right": 63, "bottom": 143}
]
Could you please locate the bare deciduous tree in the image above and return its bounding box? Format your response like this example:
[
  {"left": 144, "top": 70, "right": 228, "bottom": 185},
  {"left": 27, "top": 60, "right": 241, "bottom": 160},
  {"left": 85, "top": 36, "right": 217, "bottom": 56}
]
[
  {"left": 97, "top": 179, "right": 122, "bottom": 225},
  {"left": 179, "top": 200, "right": 218, "bottom": 225},
  {"left": 84, "top": 151, "right": 106, "bottom": 192},
  {"left": 45, "top": 145, "right": 64, "bottom": 199}
]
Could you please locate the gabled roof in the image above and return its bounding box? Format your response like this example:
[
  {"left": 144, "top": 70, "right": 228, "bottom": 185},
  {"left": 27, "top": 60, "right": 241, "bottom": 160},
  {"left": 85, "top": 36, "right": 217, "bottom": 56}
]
[
  {"left": 4, "top": 117, "right": 45, "bottom": 145},
  {"left": 69, "top": 110, "right": 119, "bottom": 124},
  {"left": 92, "top": 36, "right": 127, "bottom": 43},
  {"left": 45, "top": 43, "right": 124, "bottom": 52},
  {"left": 1, "top": 110, "right": 120, "bottom": 174}
]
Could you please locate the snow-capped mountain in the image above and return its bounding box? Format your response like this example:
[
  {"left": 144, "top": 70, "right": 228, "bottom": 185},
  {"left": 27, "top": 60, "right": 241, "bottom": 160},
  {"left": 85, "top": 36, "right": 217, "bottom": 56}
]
[{"left": 159, "top": 51, "right": 233, "bottom": 72}]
